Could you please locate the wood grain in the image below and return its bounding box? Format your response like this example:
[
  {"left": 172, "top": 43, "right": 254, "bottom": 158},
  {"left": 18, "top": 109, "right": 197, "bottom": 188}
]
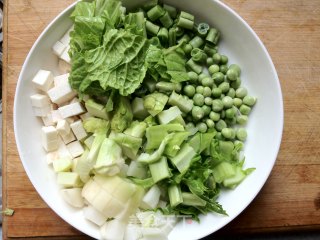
[{"left": 3, "top": 0, "right": 320, "bottom": 239}]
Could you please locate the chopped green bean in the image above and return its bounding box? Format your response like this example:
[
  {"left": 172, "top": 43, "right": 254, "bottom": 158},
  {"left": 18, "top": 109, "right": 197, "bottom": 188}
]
[
  {"left": 168, "top": 27, "right": 176, "bottom": 46},
  {"left": 178, "top": 34, "right": 191, "bottom": 44},
  {"left": 203, "top": 43, "right": 217, "bottom": 56},
  {"left": 160, "top": 11, "right": 173, "bottom": 28},
  {"left": 186, "top": 59, "right": 202, "bottom": 74},
  {"left": 146, "top": 21, "right": 160, "bottom": 36},
  {"left": 175, "top": 26, "right": 185, "bottom": 37},
  {"left": 177, "top": 17, "right": 194, "bottom": 30},
  {"left": 183, "top": 43, "right": 193, "bottom": 54},
  {"left": 156, "top": 82, "right": 181, "bottom": 92},
  {"left": 163, "top": 4, "right": 177, "bottom": 18},
  {"left": 191, "top": 48, "right": 207, "bottom": 63},
  {"left": 158, "top": 27, "right": 169, "bottom": 44},
  {"left": 143, "top": 0, "right": 158, "bottom": 11},
  {"left": 197, "top": 22, "right": 210, "bottom": 37},
  {"left": 189, "top": 36, "right": 205, "bottom": 49},
  {"left": 180, "top": 11, "right": 195, "bottom": 21},
  {"left": 147, "top": 5, "right": 165, "bottom": 21},
  {"left": 206, "top": 28, "right": 220, "bottom": 45}
]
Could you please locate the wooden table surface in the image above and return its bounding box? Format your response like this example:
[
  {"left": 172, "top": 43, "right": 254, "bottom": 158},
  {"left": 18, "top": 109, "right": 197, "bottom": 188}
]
[{"left": 3, "top": 0, "right": 320, "bottom": 239}]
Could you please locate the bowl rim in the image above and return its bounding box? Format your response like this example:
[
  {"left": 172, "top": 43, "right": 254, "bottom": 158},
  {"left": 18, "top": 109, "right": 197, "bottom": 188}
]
[{"left": 13, "top": 0, "right": 284, "bottom": 239}]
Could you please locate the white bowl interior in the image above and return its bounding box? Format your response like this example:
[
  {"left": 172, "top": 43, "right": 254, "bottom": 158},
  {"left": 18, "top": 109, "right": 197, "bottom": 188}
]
[{"left": 14, "top": 0, "right": 283, "bottom": 239}]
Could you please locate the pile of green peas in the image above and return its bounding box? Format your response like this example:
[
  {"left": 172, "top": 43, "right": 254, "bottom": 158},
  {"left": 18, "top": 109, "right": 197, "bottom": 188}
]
[{"left": 182, "top": 51, "right": 256, "bottom": 143}]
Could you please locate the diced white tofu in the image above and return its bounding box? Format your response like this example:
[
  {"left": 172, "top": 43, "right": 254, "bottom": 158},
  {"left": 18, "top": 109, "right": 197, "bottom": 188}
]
[
  {"left": 41, "top": 126, "right": 59, "bottom": 152},
  {"left": 58, "top": 102, "right": 85, "bottom": 119},
  {"left": 57, "top": 140, "right": 73, "bottom": 159},
  {"left": 47, "top": 83, "right": 77, "bottom": 105},
  {"left": 61, "top": 131, "right": 76, "bottom": 144},
  {"left": 67, "top": 141, "right": 84, "bottom": 158},
  {"left": 69, "top": 97, "right": 79, "bottom": 104},
  {"left": 80, "top": 112, "right": 92, "bottom": 121},
  {"left": 30, "top": 94, "right": 51, "bottom": 107},
  {"left": 60, "top": 26, "right": 73, "bottom": 45},
  {"left": 52, "top": 41, "right": 67, "bottom": 57},
  {"left": 84, "top": 135, "right": 95, "bottom": 149},
  {"left": 51, "top": 110, "right": 63, "bottom": 123},
  {"left": 54, "top": 73, "right": 69, "bottom": 87},
  {"left": 46, "top": 151, "right": 59, "bottom": 165},
  {"left": 56, "top": 120, "right": 71, "bottom": 136},
  {"left": 42, "top": 113, "right": 54, "bottom": 126},
  {"left": 32, "top": 70, "right": 54, "bottom": 92},
  {"left": 70, "top": 120, "right": 87, "bottom": 141},
  {"left": 60, "top": 46, "right": 71, "bottom": 64},
  {"left": 33, "top": 105, "right": 51, "bottom": 117},
  {"left": 58, "top": 59, "right": 71, "bottom": 74},
  {"left": 66, "top": 116, "right": 78, "bottom": 124}
]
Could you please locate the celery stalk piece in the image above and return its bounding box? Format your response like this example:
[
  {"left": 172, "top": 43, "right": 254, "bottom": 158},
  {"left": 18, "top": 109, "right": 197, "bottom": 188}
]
[
  {"left": 94, "top": 138, "right": 124, "bottom": 176},
  {"left": 170, "top": 115, "right": 186, "bottom": 126},
  {"left": 127, "top": 161, "right": 148, "bottom": 179},
  {"left": 168, "top": 184, "right": 183, "bottom": 207},
  {"left": 149, "top": 157, "right": 171, "bottom": 183},
  {"left": 132, "top": 97, "right": 149, "bottom": 120},
  {"left": 87, "top": 132, "right": 106, "bottom": 164},
  {"left": 137, "top": 133, "right": 174, "bottom": 164},
  {"left": 111, "top": 96, "right": 133, "bottom": 133},
  {"left": 140, "top": 184, "right": 161, "bottom": 209},
  {"left": 144, "top": 115, "right": 157, "bottom": 127},
  {"left": 170, "top": 143, "right": 197, "bottom": 173},
  {"left": 83, "top": 117, "right": 110, "bottom": 134},
  {"left": 53, "top": 157, "right": 72, "bottom": 172},
  {"left": 143, "top": 92, "right": 169, "bottom": 116},
  {"left": 181, "top": 192, "right": 206, "bottom": 207},
  {"left": 74, "top": 149, "right": 91, "bottom": 182},
  {"left": 168, "top": 91, "right": 193, "bottom": 113},
  {"left": 164, "top": 132, "right": 190, "bottom": 158},
  {"left": 123, "top": 121, "right": 147, "bottom": 138},
  {"left": 189, "top": 132, "right": 215, "bottom": 153},
  {"left": 223, "top": 166, "right": 255, "bottom": 189},
  {"left": 110, "top": 132, "right": 142, "bottom": 159},
  {"left": 157, "top": 106, "right": 182, "bottom": 124},
  {"left": 213, "top": 161, "right": 236, "bottom": 183},
  {"left": 85, "top": 99, "right": 110, "bottom": 120},
  {"left": 145, "top": 123, "right": 184, "bottom": 150}
]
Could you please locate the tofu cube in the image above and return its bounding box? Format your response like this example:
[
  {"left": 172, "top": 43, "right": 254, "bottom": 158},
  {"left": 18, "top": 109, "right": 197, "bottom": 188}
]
[
  {"left": 69, "top": 97, "right": 79, "bottom": 104},
  {"left": 33, "top": 105, "right": 51, "bottom": 117},
  {"left": 46, "top": 151, "right": 59, "bottom": 165},
  {"left": 60, "top": 46, "right": 71, "bottom": 64},
  {"left": 70, "top": 120, "right": 87, "bottom": 141},
  {"left": 58, "top": 102, "right": 85, "bottom": 119},
  {"left": 54, "top": 73, "right": 69, "bottom": 87},
  {"left": 57, "top": 140, "right": 73, "bottom": 159},
  {"left": 56, "top": 120, "right": 71, "bottom": 136},
  {"left": 47, "top": 83, "right": 77, "bottom": 105},
  {"left": 67, "top": 141, "right": 84, "bottom": 158},
  {"left": 51, "top": 110, "right": 63, "bottom": 123},
  {"left": 41, "top": 126, "right": 59, "bottom": 152},
  {"left": 30, "top": 94, "right": 51, "bottom": 107},
  {"left": 60, "top": 26, "right": 73, "bottom": 45},
  {"left": 66, "top": 116, "right": 78, "bottom": 124},
  {"left": 32, "top": 70, "right": 54, "bottom": 92},
  {"left": 42, "top": 113, "right": 54, "bottom": 126},
  {"left": 61, "top": 131, "right": 76, "bottom": 145},
  {"left": 80, "top": 112, "right": 92, "bottom": 121},
  {"left": 58, "top": 59, "right": 71, "bottom": 74},
  {"left": 52, "top": 41, "right": 67, "bottom": 56}
]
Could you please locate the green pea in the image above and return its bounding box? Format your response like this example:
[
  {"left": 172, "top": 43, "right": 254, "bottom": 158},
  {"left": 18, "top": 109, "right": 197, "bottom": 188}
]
[
  {"left": 220, "top": 55, "right": 228, "bottom": 64},
  {"left": 243, "top": 95, "right": 257, "bottom": 106},
  {"left": 196, "top": 122, "right": 208, "bottom": 133},
  {"left": 212, "top": 72, "right": 225, "bottom": 84},
  {"left": 239, "top": 104, "right": 251, "bottom": 115},
  {"left": 229, "top": 64, "right": 241, "bottom": 76},
  {"left": 222, "top": 96, "right": 233, "bottom": 109},
  {"left": 225, "top": 117, "right": 237, "bottom": 126},
  {"left": 203, "top": 87, "right": 212, "bottom": 97},
  {"left": 204, "top": 97, "right": 213, "bottom": 106},
  {"left": 226, "top": 68, "right": 238, "bottom": 81},
  {"left": 202, "top": 77, "right": 214, "bottom": 87},
  {"left": 233, "top": 98, "right": 242, "bottom": 107},
  {"left": 192, "top": 106, "right": 205, "bottom": 120},
  {"left": 212, "top": 53, "right": 221, "bottom": 64},
  {"left": 193, "top": 93, "right": 205, "bottom": 106},
  {"left": 227, "top": 88, "right": 236, "bottom": 98},
  {"left": 220, "top": 110, "right": 225, "bottom": 119},
  {"left": 215, "top": 119, "right": 227, "bottom": 132},
  {"left": 196, "top": 86, "right": 204, "bottom": 94},
  {"left": 212, "top": 99, "right": 224, "bottom": 112},
  {"left": 225, "top": 107, "right": 236, "bottom": 119},
  {"left": 198, "top": 73, "right": 208, "bottom": 82},
  {"left": 206, "top": 119, "right": 215, "bottom": 128},
  {"left": 236, "top": 87, "right": 248, "bottom": 98},
  {"left": 222, "top": 128, "right": 235, "bottom": 139},
  {"left": 188, "top": 72, "right": 198, "bottom": 83},
  {"left": 202, "top": 105, "right": 211, "bottom": 116},
  {"left": 206, "top": 58, "right": 214, "bottom": 66},
  {"left": 218, "top": 82, "right": 230, "bottom": 93},
  {"left": 211, "top": 88, "right": 222, "bottom": 98},
  {"left": 215, "top": 132, "right": 224, "bottom": 140},
  {"left": 234, "top": 140, "right": 244, "bottom": 150},
  {"left": 209, "top": 111, "right": 220, "bottom": 121},
  {"left": 208, "top": 64, "right": 219, "bottom": 75},
  {"left": 183, "top": 43, "right": 193, "bottom": 54},
  {"left": 236, "top": 115, "right": 248, "bottom": 125},
  {"left": 183, "top": 85, "right": 196, "bottom": 98},
  {"left": 219, "top": 64, "right": 228, "bottom": 74},
  {"left": 230, "top": 77, "right": 241, "bottom": 89},
  {"left": 236, "top": 128, "right": 247, "bottom": 141}
]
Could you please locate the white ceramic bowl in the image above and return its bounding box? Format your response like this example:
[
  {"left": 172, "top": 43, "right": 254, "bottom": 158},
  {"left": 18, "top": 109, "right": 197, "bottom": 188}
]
[{"left": 14, "top": 0, "right": 283, "bottom": 239}]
